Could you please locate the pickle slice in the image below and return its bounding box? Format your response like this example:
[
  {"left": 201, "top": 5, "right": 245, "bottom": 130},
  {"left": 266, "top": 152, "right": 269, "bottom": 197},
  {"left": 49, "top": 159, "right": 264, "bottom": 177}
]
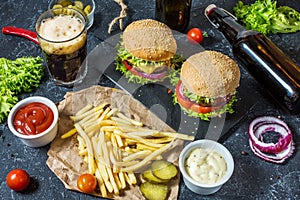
[
  {"left": 84, "top": 5, "right": 92, "bottom": 16},
  {"left": 142, "top": 169, "right": 170, "bottom": 184},
  {"left": 52, "top": 4, "right": 63, "bottom": 9},
  {"left": 151, "top": 160, "right": 178, "bottom": 180},
  {"left": 74, "top": 1, "right": 84, "bottom": 10},
  {"left": 140, "top": 182, "right": 168, "bottom": 200},
  {"left": 57, "top": 0, "right": 72, "bottom": 7}
]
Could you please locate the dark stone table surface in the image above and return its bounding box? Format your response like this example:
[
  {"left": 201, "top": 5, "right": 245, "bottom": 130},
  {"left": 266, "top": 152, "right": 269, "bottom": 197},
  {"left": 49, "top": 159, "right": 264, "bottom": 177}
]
[{"left": 0, "top": 0, "right": 299, "bottom": 199}]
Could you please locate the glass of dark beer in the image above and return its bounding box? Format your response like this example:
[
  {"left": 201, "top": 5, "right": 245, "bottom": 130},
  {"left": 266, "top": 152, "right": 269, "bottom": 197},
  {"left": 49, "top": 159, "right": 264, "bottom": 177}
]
[{"left": 36, "top": 8, "right": 87, "bottom": 87}]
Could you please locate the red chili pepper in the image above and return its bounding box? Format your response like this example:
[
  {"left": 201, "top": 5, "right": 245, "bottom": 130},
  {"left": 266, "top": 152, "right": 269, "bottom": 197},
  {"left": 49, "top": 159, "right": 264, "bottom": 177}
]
[{"left": 2, "top": 26, "right": 39, "bottom": 45}]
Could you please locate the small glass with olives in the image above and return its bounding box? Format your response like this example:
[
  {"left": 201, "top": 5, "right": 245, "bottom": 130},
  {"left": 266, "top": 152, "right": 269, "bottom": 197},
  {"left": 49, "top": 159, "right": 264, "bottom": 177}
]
[{"left": 49, "top": 0, "right": 95, "bottom": 29}]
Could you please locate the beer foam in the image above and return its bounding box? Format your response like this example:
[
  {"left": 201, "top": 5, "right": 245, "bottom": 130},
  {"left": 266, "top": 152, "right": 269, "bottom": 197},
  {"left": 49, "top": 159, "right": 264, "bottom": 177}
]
[
  {"left": 38, "top": 15, "right": 87, "bottom": 55},
  {"left": 39, "top": 15, "right": 84, "bottom": 42}
]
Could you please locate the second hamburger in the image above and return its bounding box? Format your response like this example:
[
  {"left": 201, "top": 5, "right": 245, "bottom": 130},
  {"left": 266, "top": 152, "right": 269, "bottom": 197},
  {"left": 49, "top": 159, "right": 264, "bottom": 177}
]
[{"left": 173, "top": 50, "right": 241, "bottom": 121}]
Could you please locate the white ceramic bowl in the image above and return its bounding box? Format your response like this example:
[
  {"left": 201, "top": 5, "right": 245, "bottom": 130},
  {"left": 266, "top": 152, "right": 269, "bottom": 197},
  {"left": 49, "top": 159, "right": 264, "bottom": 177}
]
[
  {"left": 7, "top": 96, "right": 59, "bottom": 148},
  {"left": 48, "top": 0, "right": 95, "bottom": 29},
  {"left": 179, "top": 139, "right": 234, "bottom": 195}
]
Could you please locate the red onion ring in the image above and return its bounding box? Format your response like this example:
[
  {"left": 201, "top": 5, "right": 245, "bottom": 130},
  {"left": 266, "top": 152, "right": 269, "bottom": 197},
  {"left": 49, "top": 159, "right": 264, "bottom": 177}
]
[
  {"left": 249, "top": 139, "right": 294, "bottom": 163},
  {"left": 248, "top": 116, "right": 294, "bottom": 163}
]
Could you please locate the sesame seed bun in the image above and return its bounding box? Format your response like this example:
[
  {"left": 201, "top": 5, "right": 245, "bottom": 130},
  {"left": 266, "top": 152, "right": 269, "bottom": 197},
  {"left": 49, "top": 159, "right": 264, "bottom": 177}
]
[
  {"left": 122, "top": 19, "right": 177, "bottom": 62},
  {"left": 180, "top": 50, "right": 240, "bottom": 98}
]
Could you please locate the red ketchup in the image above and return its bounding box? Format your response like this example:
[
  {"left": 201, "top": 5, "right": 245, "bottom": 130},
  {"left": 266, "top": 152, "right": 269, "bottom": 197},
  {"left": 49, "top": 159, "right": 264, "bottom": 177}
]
[{"left": 13, "top": 102, "right": 54, "bottom": 135}]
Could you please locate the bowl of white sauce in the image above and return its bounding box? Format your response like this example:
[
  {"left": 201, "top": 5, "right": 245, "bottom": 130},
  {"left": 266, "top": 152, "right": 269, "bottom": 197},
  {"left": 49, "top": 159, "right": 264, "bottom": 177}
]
[{"left": 179, "top": 139, "right": 234, "bottom": 195}]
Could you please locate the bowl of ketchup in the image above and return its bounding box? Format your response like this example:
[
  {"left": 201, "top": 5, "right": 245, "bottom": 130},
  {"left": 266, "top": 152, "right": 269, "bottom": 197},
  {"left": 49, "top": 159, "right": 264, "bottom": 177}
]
[{"left": 8, "top": 96, "right": 59, "bottom": 147}]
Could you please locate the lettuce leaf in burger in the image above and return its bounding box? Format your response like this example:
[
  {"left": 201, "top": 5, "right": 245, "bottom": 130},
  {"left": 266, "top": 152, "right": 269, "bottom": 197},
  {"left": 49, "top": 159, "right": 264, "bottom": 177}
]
[
  {"left": 116, "top": 19, "right": 184, "bottom": 84},
  {"left": 172, "top": 50, "right": 241, "bottom": 121}
]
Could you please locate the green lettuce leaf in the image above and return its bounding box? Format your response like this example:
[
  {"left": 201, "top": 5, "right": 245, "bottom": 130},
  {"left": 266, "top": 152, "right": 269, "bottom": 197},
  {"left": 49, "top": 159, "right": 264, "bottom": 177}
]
[
  {"left": 0, "top": 56, "right": 44, "bottom": 123},
  {"left": 233, "top": 0, "right": 300, "bottom": 34}
]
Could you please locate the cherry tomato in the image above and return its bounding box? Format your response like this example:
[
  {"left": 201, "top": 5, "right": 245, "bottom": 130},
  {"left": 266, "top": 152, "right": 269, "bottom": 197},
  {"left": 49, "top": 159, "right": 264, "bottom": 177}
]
[
  {"left": 6, "top": 169, "right": 30, "bottom": 191},
  {"left": 187, "top": 28, "right": 204, "bottom": 43},
  {"left": 77, "top": 174, "right": 97, "bottom": 193}
]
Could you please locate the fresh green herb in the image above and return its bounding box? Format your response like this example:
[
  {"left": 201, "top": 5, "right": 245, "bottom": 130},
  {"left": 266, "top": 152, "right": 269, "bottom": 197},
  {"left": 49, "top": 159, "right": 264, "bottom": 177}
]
[
  {"left": 233, "top": 0, "right": 300, "bottom": 34},
  {"left": 0, "top": 56, "right": 44, "bottom": 123}
]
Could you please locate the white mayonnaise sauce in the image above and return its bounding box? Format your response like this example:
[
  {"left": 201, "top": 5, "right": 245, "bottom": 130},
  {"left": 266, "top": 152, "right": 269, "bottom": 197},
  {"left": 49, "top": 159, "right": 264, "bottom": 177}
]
[{"left": 185, "top": 148, "right": 227, "bottom": 184}]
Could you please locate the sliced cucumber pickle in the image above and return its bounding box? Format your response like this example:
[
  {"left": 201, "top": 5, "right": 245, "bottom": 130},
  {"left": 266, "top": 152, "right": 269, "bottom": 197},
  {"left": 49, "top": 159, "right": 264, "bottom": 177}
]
[
  {"left": 52, "top": 0, "right": 91, "bottom": 16},
  {"left": 74, "top": 1, "right": 84, "bottom": 9},
  {"left": 151, "top": 160, "right": 178, "bottom": 180},
  {"left": 83, "top": 5, "right": 92, "bottom": 15},
  {"left": 140, "top": 182, "right": 168, "bottom": 200},
  {"left": 142, "top": 169, "right": 170, "bottom": 184},
  {"left": 57, "top": 0, "right": 72, "bottom": 7}
]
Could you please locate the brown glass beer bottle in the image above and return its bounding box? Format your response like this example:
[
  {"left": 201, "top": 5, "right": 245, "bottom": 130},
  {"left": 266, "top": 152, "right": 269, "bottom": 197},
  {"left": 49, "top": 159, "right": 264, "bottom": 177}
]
[{"left": 205, "top": 5, "right": 300, "bottom": 114}]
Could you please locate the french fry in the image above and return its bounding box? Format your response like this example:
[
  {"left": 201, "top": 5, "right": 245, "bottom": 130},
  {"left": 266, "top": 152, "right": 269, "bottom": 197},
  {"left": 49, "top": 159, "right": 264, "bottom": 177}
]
[
  {"left": 113, "top": 173, "right": 122, "bottom": 190},
  {"left": 114, "top": 130, "right": 165, "bottom": 148},
  {"left": 99, "top": 119, "right": 117, "bottom": 126},
  {"left": 78, "top": 148, "right": 88, "bottom": 156},
  {"left": 136, "top": 143, "right": 160, "bottom": 151},
  {"left": 122, "top": 150, "right": 151, "bottom": 162},
  {"left": 99, "top": 106, "right": 111, "bottom": 121},
  {"left": 95, "top": 169, "right": 107, "bottom": 198},
  {"left": 61, "top": 128, "right": 77, "bottom": 139},
  {"left": 71, "top": 104, "right": 105, "bottom": 122},
  {"left": 77, "top": 135, "right": 86, "bottom": 151},
  {"left": 106, "top": 166, "right": 119, "bottom": 195},
  {"left": 111, "top": 116, "right": 132, "bottom": 126},
  {"left": 127, "top": 171, "right": 137, "bottom": 184},
  {"left": 103, "top": 176, "right": 114, "bottom": 193},
  {"left": 115, "top": 134, "right": 124, "bottom": 147},
  {"left": 144, "top": 137, "right": 174, "bottom": 144},
  {"left": 116, "top": 112, "right": 143, "bottom": 127},
  {"left": 75, "top": 123, "right": 96, "bottom": 174},
  {"left": 154, "top": 131, "right": 195, "bottom": 141},
  {"left": 99, "top": 131, "right": 110, "bottom": 167},
  {"left": 118, "top": 171, "right": 126, "bottom": 189},
  {"left": 124, "top": 172, "right": 132, "bottom": 186},
  {"left": 75, "top": 104, "right": 93, "bottom": 116},
  {"left": 124, "top": 147, "right": 141, "bottom": 154},
  {"left": 121, "top": 139, "right": 175, "bottom": 172},
  {"left": 110, "top": 132, "right": 118, "bottom": 148},
  {"left": 79, "top": 109, "right": 103, "bottom": 128}
]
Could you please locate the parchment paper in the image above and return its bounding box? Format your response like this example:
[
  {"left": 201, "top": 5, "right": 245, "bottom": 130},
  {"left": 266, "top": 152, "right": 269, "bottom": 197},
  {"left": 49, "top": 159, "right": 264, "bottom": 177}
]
[{"left": 46, "top": 85, "right": 184, "bottom": 199}]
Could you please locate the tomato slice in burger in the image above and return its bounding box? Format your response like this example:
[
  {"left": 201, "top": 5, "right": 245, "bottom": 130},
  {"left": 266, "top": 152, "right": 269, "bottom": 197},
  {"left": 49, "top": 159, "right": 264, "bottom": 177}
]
[
  {"left": 176, "top": 80, "right": 225, "bottom": 114},
  {"left": 175, "top": 81, "right": 193, "bottom": 109},
  {"left": 190, "top": 104, "right": 213, "bottom": 114}
]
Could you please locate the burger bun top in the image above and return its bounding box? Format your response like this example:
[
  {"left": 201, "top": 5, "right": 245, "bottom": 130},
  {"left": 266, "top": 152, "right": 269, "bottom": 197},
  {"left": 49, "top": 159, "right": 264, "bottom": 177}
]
[
  {"left": 180, "top": 50, "right": 240, "bottom": 98},
  {"left": 123, "top": 19, "right": 177, "bottom": 62}
]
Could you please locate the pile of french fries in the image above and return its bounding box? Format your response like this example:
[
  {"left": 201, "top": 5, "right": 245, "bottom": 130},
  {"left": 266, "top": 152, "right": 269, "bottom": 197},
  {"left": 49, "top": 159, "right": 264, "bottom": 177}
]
[{"left": 61, "top": 102, "right": 194, "bottom": 197}]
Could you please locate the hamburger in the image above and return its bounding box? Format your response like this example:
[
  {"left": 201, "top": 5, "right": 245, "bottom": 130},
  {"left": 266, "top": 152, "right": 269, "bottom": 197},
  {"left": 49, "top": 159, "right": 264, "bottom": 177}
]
[
  {"left": 116, "top": 19, "right": 184, "bottom": 84},
  {"left": 173, "top": 50, "right": 241, "bottom": 121}
]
